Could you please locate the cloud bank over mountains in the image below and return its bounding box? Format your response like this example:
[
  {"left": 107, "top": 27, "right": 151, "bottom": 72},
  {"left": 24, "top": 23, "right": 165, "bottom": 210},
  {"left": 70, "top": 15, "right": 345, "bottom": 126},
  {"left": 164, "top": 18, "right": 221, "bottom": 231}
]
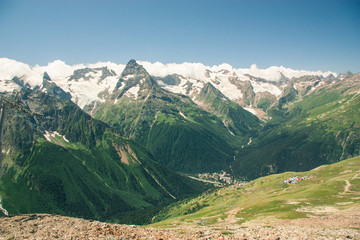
[
  {"left": 0, "top": 58, "right": 337, "bottom": 85},
  {"left": 139, "top": 61, "right": 337, "bottom": 81}
]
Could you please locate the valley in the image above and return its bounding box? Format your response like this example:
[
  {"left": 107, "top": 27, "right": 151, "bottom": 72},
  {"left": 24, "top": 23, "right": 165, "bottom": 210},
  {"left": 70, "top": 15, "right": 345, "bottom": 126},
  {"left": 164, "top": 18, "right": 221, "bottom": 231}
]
[
  {"left": 0, "top": 58, "right": 359, "bottom": 237},
  {"left": 1, "top": 157, "right": 359, "bottom": 239}
]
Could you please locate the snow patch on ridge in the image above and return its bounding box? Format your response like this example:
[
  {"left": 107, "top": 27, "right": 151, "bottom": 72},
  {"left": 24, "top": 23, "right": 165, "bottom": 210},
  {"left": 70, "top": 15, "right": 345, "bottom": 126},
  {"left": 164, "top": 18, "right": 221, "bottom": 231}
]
[
  {"left": 44, "top": 131, "right": 62, "bottom": 142},
  {"left": 122, "top": 74, "right": 135, "bottom": 80},
  {"left": 44, "top": 131, "right": 70, "bottom": 143},
  {"left": 244, "top": 107, "right": 258, "bottom": 115},
  {"left": 125, "top": 84, "right": 140, "bottom": 99},
  {"left": 178, "top": 110, "right": 188, "bottom": 120},
  {"left": 222, "top": 120, "right": 235, "bottom": 136},
  {"left": 208, "top": 71, "right": 243, "bottom": 99},
  {"left": 63, "top": 135, "right": 69, "bottom": 142},
  {"left": 251, "top": 80, "right": 282, "bottom": 96}
]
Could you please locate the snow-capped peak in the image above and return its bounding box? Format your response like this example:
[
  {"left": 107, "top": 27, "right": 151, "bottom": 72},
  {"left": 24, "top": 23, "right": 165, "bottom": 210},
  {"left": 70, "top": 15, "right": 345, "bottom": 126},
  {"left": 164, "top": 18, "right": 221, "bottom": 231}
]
[{"left": 0, "top": 57, "right": 340, "bottom": 116}]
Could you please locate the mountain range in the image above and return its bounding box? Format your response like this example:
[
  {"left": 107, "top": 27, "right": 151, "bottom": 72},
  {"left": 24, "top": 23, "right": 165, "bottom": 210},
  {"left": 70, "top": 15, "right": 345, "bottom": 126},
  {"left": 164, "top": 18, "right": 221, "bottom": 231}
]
[
  {"left": 0, "top": 57, "right": 359, "bottom": 223},
  {"left": 0, "top": 58, "right": 337, "bottom": 114}
]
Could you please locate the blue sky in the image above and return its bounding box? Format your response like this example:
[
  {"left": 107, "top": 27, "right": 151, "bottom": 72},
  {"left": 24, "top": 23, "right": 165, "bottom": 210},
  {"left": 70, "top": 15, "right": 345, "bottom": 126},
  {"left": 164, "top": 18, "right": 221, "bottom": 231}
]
[{"left": 0, "top": 0, "right": 359, "bottom": 73}]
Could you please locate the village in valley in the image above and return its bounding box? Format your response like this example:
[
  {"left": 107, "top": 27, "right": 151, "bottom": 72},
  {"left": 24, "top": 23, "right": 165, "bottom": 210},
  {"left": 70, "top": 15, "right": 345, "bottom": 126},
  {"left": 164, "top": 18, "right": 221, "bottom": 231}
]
[
  {"left": 189, "top": 171, "right": 319, "bottom": 188},
  {"left": 192, "top": 171, "right": 248, "bottom": 187}
]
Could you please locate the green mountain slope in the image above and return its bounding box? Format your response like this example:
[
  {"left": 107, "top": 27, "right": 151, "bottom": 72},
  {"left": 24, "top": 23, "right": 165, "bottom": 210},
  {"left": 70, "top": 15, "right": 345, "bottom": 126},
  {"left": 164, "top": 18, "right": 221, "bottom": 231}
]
[
  {"left": 94, "top": 60, "right": 261, "bottom": 173},
  {"left": 195, "top": 82, "right": 261, "bottom": 136},
  {"left": 151, "top": 156, "right": 360, "bottom": 228},
  {"left": 0, "top": 90, "right": 209, "bottom": 223},
  {"left": 231, "top": 74, "right": 360, "bottom": 179}
]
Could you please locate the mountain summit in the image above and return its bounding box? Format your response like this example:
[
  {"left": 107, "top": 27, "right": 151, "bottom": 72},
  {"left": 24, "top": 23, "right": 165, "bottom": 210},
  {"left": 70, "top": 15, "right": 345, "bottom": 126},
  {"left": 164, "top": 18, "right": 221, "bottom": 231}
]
[
  {"left": 40, "top": 72, "right": 71, "bottom": 100},
  {"left": 120, "top": 59, "right": 148, "bottom": 77},
  {"left": 94, "top": 60, "right": 253, "bottom": 173},
  {"left": 114, "top": 60, "right": 158, "bottom": 96}
]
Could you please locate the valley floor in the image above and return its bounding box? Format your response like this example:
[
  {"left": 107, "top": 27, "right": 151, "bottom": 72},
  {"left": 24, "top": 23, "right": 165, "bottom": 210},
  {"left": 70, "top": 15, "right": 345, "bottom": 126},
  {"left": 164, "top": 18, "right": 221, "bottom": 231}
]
[{"left": 0, "top": 208, "right": 359, "bottom": 240}]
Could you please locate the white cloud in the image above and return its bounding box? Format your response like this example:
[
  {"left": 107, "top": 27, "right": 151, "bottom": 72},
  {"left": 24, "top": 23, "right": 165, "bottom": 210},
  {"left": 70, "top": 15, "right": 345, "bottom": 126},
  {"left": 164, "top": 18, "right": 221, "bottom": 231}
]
[
  {"left": 138, "top": 61, "right": 210, "bottom": 79},
  {"left": 0, "top": 58, "right": 43, "bottom": 86},
  {"left": 87, "top": 61, "right": 125, "bottom": 76},
  {"left": 138, "top": 60, "right": 337, "bottom": 81},
  {"left": 34, "top": 60, "right": 84, "bottom": 80},
  {"left": 236, "top": 64, "right": 337, "bottom": 81},
  {"left": 1, "top": 57, "right": 338, "bottom": 88}
]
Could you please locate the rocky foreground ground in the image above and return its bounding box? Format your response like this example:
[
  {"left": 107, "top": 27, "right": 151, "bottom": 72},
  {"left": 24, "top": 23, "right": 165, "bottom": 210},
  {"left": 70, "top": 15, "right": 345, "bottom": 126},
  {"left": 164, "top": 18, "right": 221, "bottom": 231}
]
[{"left": 1, "top": 208, "right": 360, "bottom": 240}]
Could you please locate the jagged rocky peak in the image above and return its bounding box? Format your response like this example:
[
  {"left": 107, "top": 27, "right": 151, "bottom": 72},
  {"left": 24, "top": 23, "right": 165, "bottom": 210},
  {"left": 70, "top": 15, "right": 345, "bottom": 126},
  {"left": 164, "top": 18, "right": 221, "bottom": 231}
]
[
  {"left": 121, "top": 59, "right": 148, "bottom": 77},
  {"left": 205, "top": 69, "right": 211, "bottom": 78},
  {"left": 41, "top": 72, "right": 71, "bottom": 100},
  {"left": 278, "top": 72, "right": 290, "bottom": 84},
  {"left": 43, "top": 72, "right": 52, "bottom": 81},
  {"left": 68, "top": 66, "right": 117, "bottom": 83},
  {"left": 12, "top": 76, "right": 25, "bottom": 87},
  {"left": 115, "top": 59, "right": 158, "bottom": 91},
  {"left": 69, "top": 68, "right": 95, "bottom": 81},
  {"left": 98, "top": 67, "right": 117, "bottom": 81}
]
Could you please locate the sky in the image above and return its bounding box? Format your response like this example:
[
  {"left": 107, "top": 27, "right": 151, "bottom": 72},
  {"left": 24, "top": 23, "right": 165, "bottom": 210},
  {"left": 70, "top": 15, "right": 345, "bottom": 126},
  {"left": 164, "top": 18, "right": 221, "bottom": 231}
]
[{"left": 0, "top": 0, "right": 359, "bottom": 73}]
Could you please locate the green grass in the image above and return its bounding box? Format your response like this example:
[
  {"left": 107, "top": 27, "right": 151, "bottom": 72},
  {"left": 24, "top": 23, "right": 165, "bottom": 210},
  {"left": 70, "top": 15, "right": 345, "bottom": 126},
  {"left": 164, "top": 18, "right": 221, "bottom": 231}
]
[{"left": 150, "top": 156, "right": 360, "bottom": 228}]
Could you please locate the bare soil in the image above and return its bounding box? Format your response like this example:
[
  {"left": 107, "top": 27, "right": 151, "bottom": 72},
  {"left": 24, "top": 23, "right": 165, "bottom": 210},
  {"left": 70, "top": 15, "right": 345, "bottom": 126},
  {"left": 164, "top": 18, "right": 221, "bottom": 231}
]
[{"left": 1, "top": 208, "right": 360, "bottom": 240}]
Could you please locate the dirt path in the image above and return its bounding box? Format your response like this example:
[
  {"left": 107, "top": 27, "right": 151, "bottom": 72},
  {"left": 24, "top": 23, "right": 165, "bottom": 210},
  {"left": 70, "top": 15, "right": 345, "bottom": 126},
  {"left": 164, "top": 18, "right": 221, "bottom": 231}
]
[
  {"left": 344, "top": 180, "right": 352, "bottom": 193},
  {"left": 224, "top": 208, "right": 242, "bottom": 224}
]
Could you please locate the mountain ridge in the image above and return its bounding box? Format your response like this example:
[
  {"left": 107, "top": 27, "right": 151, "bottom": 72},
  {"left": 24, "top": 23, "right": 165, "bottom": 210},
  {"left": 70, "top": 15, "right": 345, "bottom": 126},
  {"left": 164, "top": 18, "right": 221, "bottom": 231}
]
[
  {"left": 1, "top": 58, "right": 359, "bottom": 178},
  {"left": 0, "top": 89, "right": 209, "bottom": 223},
  {"left": 93, "top": 60, "right": 251, "bottom": 173},
  {"left": 0, "top": 57, "right": 341, "bottom": 118}
]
